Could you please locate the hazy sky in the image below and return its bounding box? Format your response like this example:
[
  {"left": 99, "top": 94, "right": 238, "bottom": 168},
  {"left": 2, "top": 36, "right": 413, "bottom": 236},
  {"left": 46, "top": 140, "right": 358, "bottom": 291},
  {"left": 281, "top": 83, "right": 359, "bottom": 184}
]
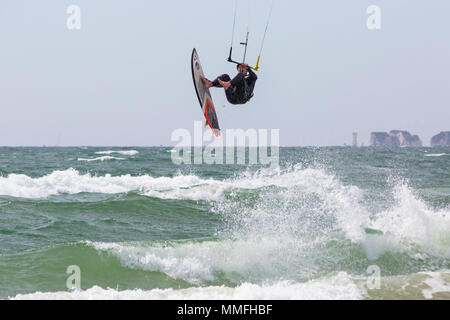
[{"left": 1, "top": 0, "right": 449, "bottom": 146}]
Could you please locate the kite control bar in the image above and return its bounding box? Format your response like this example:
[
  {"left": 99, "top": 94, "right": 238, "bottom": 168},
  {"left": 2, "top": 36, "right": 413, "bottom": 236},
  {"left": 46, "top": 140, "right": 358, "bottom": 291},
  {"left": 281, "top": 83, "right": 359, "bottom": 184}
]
[
  {"left": 226, "top": 0, "right": 273, "bottom": 72},
  {"left": 227, "top": 32, "right": 256, "bottom": 70},
  {"left": 227, "top": 57, "right": 256, "bottom": 71}
]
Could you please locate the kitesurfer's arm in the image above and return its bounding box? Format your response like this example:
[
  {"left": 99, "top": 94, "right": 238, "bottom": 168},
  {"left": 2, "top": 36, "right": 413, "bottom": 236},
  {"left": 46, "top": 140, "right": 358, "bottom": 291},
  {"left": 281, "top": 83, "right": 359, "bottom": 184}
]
[
  {"left": 229, "top": 63, "right": 249, "bottom": 86},
  {"left": 210, "top": 74, "right": 231, "bottom": 89},
  {"left": 248, "top": 68, "right": 258, "bottom": 82}
]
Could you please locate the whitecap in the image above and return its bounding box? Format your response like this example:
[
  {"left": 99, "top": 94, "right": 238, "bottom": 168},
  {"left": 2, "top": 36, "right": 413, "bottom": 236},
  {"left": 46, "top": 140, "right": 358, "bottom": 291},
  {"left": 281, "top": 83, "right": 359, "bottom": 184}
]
[
  {"left": 424, "top": 153, "right": 447, "bottom": 157},
  {"left": 95, "top": 150, "right": 139, "bottom": 156},
  {"left": 78, "top": 156, "right": 126, "bottom": 162}
]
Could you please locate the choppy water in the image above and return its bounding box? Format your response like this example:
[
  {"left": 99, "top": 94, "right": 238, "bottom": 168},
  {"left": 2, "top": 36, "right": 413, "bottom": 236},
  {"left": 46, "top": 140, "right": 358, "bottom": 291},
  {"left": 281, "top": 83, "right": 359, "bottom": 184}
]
[{"left": 0, "top": 147, "right": 449, "bottom": 300}]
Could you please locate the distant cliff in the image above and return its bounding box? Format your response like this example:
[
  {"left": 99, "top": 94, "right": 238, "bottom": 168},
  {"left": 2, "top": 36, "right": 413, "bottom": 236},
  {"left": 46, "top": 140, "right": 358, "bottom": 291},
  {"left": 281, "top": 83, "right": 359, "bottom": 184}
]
[
  {"left": 431, "top": 132, "right": 450, "bottom": 147},
  {"left": 370, "top": 130, "right": 422, "bottom": 147},
  {"left": 370, "top": 132, "right": 398, "bottom": 147}
]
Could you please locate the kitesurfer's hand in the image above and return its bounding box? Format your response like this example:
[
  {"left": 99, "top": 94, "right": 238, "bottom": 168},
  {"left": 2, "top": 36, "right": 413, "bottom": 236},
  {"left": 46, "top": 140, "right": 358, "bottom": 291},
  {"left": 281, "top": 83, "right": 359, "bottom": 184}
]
[{"left": 237, "top": 63, "right": 249, "bottom": 74}]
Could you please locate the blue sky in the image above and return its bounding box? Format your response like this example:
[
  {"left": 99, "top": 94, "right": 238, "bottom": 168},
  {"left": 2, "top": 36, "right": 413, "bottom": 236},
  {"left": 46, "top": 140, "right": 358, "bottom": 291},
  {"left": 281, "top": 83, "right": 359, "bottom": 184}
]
[{"left": 1, "top": 0, "right": 449, "bottom": 146}]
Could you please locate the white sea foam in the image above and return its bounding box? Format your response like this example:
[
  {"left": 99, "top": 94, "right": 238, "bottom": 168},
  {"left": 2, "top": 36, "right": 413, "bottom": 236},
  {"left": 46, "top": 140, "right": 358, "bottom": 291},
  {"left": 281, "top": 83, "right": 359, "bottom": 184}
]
[
  {"left": 78, "top": 156, "right": 126, "bottom": 162},
  {"left": 424, "top": 153, "right": 447, "bottom": 157},
  {"left": 421, "top": 271, "right": 450, "bottom": 299},
  {"left": 10, "top": 272, "right": 364, "bottom": 300},
  {"left": 11, "top": 267, "right": 449, "bottom": 300},
  {"left": 89, "top": 238, "right": 307, "bottom": 283},
  {"left": 0, "top": 169, "right": 209, "bottom": 199},
  {"left": 0, "top": 166, "right": 354, "bottom": 202},
  {"left": 362, "top": 270, "right": 450, "bottom": 299},
  {"left": 368, "top": 184, "right": 450, "bottom": 258},
  {"left": 95, "top": 150, "right": 139, "bottom": 156}
]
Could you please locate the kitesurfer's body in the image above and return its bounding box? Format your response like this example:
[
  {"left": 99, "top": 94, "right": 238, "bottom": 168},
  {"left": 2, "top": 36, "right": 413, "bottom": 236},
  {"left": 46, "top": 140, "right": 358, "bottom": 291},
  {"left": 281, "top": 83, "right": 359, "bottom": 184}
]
[{"left": 202, "top": 63, "right": 257, "bottom": 105}]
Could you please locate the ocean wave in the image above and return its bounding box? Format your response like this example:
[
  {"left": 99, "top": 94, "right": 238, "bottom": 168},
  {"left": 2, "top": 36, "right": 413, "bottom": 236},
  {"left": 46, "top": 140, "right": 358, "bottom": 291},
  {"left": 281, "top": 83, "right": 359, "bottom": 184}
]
[
  {"left": 95, "top": 150, "right": 139, "bottom": 156},
  {"left": 5, "top": 238, "right": 449, "bottom": 300},
  {"left": 10, "top": 272, "right": 364, "bottom": 300},
  {"left": 10, "top": 268, "right": 450, "bottom": 300},
  {"left": 0, "top": 166, "right": 448, "bottom": 257},
  {"left": 88, "top": 238, "right": 302, "bottom": 283},
  {"left": 88, "top": 210, "right": 449, "bottom": 285},
  {"left": 0, "top": 166, "right": 345, "bottom": 201},
  {"left": 0, "top": 169, "right": 219, "bottom": 199},
  {"left": 367, "top": 184, "right": 450, "bottom": 258},
  {"left": 77, "top": 156, "right": 126, "bottom": 162}
]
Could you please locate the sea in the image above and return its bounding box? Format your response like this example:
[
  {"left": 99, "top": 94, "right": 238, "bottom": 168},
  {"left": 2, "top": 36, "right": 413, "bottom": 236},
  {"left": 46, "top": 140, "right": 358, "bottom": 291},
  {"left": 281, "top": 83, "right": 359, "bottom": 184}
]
[{"left": 0, "top": 147, "right": 449, "bottom": 300}]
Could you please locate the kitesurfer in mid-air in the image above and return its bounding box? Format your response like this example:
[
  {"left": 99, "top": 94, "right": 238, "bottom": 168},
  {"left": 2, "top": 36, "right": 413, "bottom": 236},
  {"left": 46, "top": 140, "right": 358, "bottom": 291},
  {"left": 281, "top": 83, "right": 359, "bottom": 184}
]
[{"left": 201, "top": 63, "right": 257, "bottom": 105}]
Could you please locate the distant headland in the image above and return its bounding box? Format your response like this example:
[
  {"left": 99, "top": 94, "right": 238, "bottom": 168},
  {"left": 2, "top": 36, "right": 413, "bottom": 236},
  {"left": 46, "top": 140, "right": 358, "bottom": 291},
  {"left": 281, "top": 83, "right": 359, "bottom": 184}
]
[
  {"left": 370, "top": 130, "right": 422, "bottom": 147},
  {"left": 430, "top": 132, "right": 450, "bottom": 147},
  {"left": 368, "top": 130, "right": 450, "bottom": 147}
]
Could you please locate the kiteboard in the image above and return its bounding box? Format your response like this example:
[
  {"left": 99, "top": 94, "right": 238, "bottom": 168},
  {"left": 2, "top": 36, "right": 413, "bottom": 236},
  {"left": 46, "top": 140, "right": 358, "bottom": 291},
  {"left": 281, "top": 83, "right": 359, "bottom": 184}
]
[{"left": 191, "top": 48, "right": 221, "bottom": 137}]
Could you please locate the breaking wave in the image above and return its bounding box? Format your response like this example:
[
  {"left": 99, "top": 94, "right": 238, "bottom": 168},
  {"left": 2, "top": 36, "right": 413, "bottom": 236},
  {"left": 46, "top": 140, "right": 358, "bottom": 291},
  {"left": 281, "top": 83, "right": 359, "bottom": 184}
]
[
  {"left": 11, "top": 272, "right": 364, "bottom": 300},
  {"left": 0, "top": 167, "right": 450, "bottom": 250},
  {"left": 0, "top": 166, "right": 448, "bottom": 263}
]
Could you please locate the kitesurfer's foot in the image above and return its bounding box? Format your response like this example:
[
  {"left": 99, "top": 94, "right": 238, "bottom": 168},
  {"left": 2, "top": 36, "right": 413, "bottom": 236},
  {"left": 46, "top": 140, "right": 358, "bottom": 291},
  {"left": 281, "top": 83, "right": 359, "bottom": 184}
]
[
  {"left": 217, "top": 78, "right": 231, "bottom": 90},
  {"left": 201, "top": 77, "right": 213, "bottom": 89}
]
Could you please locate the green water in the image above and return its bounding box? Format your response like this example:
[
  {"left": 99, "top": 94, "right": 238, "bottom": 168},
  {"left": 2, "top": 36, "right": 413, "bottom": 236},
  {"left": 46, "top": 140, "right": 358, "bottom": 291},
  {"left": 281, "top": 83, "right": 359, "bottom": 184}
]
[{"left": 0, "top": 147, "right": 449, "bottom": 299}]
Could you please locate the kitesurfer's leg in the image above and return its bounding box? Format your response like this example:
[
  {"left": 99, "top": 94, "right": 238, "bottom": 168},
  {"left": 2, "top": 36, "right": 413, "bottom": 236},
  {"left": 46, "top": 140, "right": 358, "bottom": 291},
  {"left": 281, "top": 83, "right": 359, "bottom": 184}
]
[
  {"left": 217, "top": 78, "right": 231, "bottom": 90},
  {"left": 225, "top": 89, "right": 238, "bottom": 104},
  {"left": 244, "top": 69, "right": 257, "bottom": 99},
  {"left": 201, "top": 76, "right": 214, "bottom": 89},
  {"left": 230, "top": 72, "right": 245, "bottom": 86},
  {"left": 245, "top": 79, "right": 256, "bottom": 98},
  {"left": 211, "top": 74, "right": 231, "bottom": 88}
]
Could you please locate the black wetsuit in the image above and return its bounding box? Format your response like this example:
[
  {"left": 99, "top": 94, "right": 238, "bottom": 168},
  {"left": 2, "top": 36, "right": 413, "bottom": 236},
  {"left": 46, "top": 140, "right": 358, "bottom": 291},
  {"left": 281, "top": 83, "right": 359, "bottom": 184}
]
[{"left": 211, "top": 69, "right": 258, "bottom": 105}]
